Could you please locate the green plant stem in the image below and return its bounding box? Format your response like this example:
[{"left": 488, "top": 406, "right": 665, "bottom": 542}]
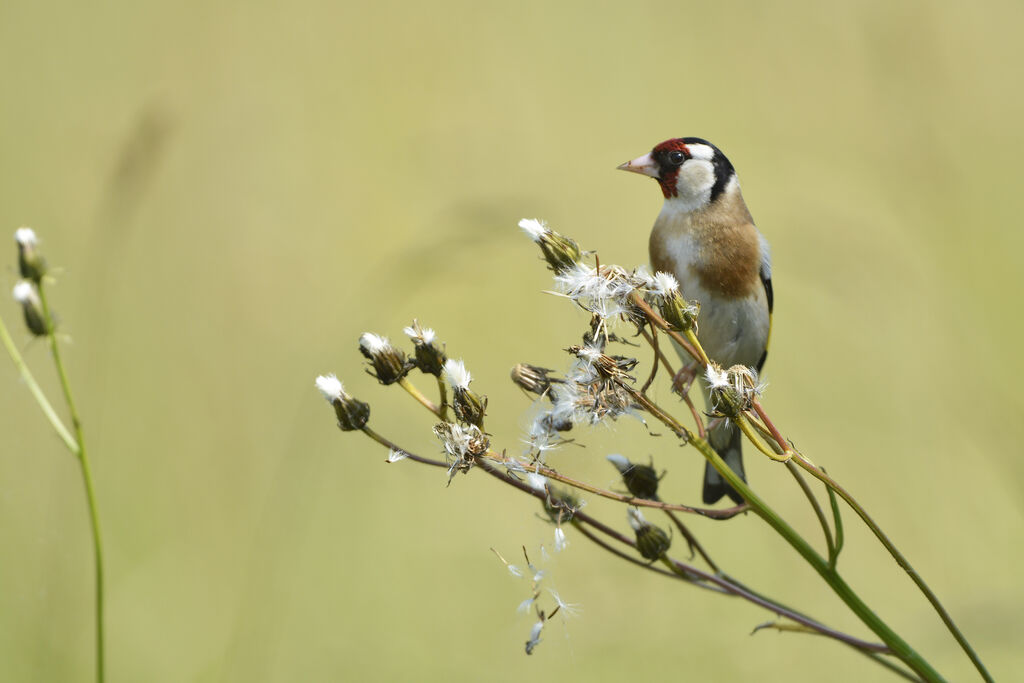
[
  {"left": 785, "top": 459, "right": 836, "bottom": 560},
  {"left": 636, "top": 300, "right": 983, "bottom": 680},
  {"left": 692, "top": 433, "right": 943, "bottom": 681},
  {"left": 792, "top": 455, "right": 991, "bottom": 683},
  {"left": 0, "top": 313, "right": 77, "bottom": 452},
  {"left": 36, "top": 283, "right": 104, "bottom": 683},
  {"left": 397, "top": 377, "right": 441, "bottom": 417},
  {"left": 435, "top": 376, "right": 450, "bottom": 421}
]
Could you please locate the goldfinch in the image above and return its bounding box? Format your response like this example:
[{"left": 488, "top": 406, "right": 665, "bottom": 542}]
[{"left": 618, "top": 138, "right": 772, "bottom": 505}]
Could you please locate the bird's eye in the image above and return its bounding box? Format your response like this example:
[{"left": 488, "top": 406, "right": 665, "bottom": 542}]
[{"left": 668, "top": 150, "right": 686, "bottom": 165}]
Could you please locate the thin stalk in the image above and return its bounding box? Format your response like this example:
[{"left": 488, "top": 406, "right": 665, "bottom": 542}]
[
  {"left": 497, "top": 454, "right": 748, "bottom": 519},
  {"left": 691, "top": 433, "right": 943, "bottom": 681},
  {"left": 792, "top": 455, "right": 990, "bottom": 682},
  {"left": 825, "top": 472, "right": 845, "bottom": 569},
  {"left": 357, "top": 430, "right": 910, "bottom": 676},
  {"left": 397, "top": 377, "right": 441, "bottom": 417},
  {"left": 0, "top": 313, "right": 77, "bottom": 452},
  {"left": 734, "top": 413, "right": 790, "bottom": 462},
  {"left": 435, "top": 376, "right": 450, "bottom": 421},
  {"left": 785, "top": 459, "right": 835, "bottom": 559},
  {"left": 36, "top": 283, "right": 104, "bottom": 683}
]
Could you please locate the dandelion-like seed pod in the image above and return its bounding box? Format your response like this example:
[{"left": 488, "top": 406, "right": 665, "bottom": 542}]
[
  {"left": 404, "top": 321, "right": 447, "bottom": 377},
  {"left": 519, "top": 218, "right": 582, "bottom": 275},
  {"left": 12, "top": 281, "right": 48, "bottom": 337},
  {"left": 15, "top": 227, "right": 47, "bottom": 283},
  {"left": 510, "top": 363, "right": 555, "bottom": 396},
  {"left": 359, "top": 333, "right": 413, "bottom": 385},
  {"left": 607, "top": 455, "right": 661, "bottom": 500},
  {"left": 315, "top": 375, "right": 371, "bottom": 431}
]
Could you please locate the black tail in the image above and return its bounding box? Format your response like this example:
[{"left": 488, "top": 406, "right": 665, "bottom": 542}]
[{"left": 702, "top": 424, "right": 746, "bottom": 505}]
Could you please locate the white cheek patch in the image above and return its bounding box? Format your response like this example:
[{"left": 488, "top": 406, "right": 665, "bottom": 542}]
[{"left": 674, "top": 159, "right": 714, "bottom": 209}]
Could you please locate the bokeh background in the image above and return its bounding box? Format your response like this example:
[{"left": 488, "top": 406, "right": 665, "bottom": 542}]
[{"left": 2, "top": 1, "right": 1023, "bottom": 680}]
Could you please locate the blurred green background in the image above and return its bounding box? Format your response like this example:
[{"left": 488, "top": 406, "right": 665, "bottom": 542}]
[{"left": 2, "top": 0, "right": 1023, "bottom": 680}]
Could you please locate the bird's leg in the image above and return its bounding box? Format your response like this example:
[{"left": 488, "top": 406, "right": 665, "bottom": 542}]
[{"left": 671, "top": 361, "right": 700, "bottom": 397}]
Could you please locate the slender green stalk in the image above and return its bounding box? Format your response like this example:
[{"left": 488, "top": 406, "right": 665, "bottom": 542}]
[
  {"left": 435, "top": 376, "right": 450, "bottom": 421},
  {"left": 36, "top": 283, "right": 105, "bottom": 683},
  {"left": 692, "top": 433, "right": 944, "bottom": 681},
  {"left": 825, "top": 473, "right": 845, "bottom": 569},
  {"left": 637, "top": 299, "right": 985, "bottom": 680},
  {"left": 398, "top": 376, "right": 441, "bottom": 417},
  {"left": 793, "top": 455, "right": 991, "bottom": 683},
  {"left": 785, "top": 459, "right": 835, "bottom": 560},
  {"left": 0, "top": 313, "right": 77, "bottom": 452}
]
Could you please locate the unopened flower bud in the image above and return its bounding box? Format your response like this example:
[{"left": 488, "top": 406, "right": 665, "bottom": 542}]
[
  {"left": 518, "top": 218, "right": 582, "bottom": 274},
  {"left": 628, "top": 508, "right": 671, "bottom": 561},
  {"left": 403, "top": 320, "right": 447, "bottom": 376},
  {"left": 15, "top": 227, "right": 47, "bottom": 283},
  {"left": 12, "top": 281, "right": 48, "bottom": 336},
  {"left": 444, "top": 358, "right": 487, "bottom": 427},
  {"left": 510, "top": 363, "right": 555, "bottom": 396},
  {"left": 359, "top": 333, "right": 412, "bottom": 385},
  {"left": 315, "top": 374, "right": 370, "bottom": 431},
  {"left": 607, "top": 454, "right": 662, "bottom": 500}
]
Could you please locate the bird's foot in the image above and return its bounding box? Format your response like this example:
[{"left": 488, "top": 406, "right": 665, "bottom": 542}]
[{"left": 671, "top": 362, "right": 700, "bottom": 397}]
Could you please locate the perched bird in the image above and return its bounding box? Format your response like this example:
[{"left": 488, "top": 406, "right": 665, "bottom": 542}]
[{"left": 618, "top": 138, "right": 772, "bottom": 505}]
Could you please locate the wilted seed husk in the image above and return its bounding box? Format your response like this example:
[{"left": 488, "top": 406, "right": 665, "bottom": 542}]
[
  {"left": 510, "top": 363, "right": 557, "bottom": 395},
  {"left": 452, "top": 387, "right": 487, "bottom": 427},
  {"left": 333, "top": 395, "right": 370, "bottom": 431},
  {"left": 543, "top": 488, "right": 581, "bottom": 524}
]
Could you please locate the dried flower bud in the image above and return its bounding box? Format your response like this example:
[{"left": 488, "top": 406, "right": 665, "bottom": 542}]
[
  {"left": 519, "top": 218, "right": 582, "bottom": 274},
  {"left": 359, "top": 332, "right": 412, "bottom": 385},
  {"left": 644, "top": 271, "right": 699, "bottom": 331},
  {"left": 705, "top": 362, "right": 765, "bottom": 415},
  {"left": 628, "top": 508, "right": 671, "bottom": 561},
  {"left": 15, "top": 227, "right": 47, "bottom": 283},
  {"left": 314, "top": 374, "right": 370, "bottom": 431},
  {"left": 510, "top": 363, "right": 556, "bottom": 396},
  {"left": 607, "top": 454, "right": 662, "bottom": 500},
  {"left": 444, "top": 358, "right": 487, "bottom": 427},
  {"left": 12, "top": 281, "right": 48, "bottom": 336},
  {"left": 543, "top": 487, "right": 582, "bottom": 524},
  {"left": 567, "top": 345, "right": 637, "bottom": 382},
  {"left": 403, "top": 320, "right": 447, "bottom": 376}
]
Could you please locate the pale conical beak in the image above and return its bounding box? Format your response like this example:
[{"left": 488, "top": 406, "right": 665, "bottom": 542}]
[{"left": 617, "top": 152, "right": 659, "bottom": 178}]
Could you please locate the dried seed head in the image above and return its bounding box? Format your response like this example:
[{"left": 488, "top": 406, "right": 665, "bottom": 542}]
[
  {"left": 12, "top": 280, "right": 47, "bottom": 336},
  {"left": 543, "top": 486, "right": 582, "bottom": 524},
  {"left": 510, "top": 363, "right": 556, "bottom": 396},
  {"left": 433, "top": 421, "right": 490, "bottom": 483},
  {"left": 314, "top": 374, "right": 370, "bottom": 431},
  {"left": 705, "top": 362, "right": 765, "bottom": 415},
  {"left": 15, "top": 227, "right": 46, "bottom": 283},
  {"left": 445, "top": 358, "right": 487, "bottom": 427},
  {"left": 403, "top": 320, "right": 447, "bottom": 376},
  {"left": 359, "top": 333, "right": 412, "bottom": 385},
  {"left": 607, "top": 454, "right": 662, "bottom": 500},
  {"left": 519, "top": 218, "right": 582, "bottom": 275}
]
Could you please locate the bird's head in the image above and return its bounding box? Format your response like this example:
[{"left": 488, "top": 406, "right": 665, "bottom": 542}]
[{"left": 618, "top": 137, "right": 736, "bottom": 211}]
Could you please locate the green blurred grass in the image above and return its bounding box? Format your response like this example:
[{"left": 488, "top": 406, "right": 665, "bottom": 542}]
[{"left": 2, "top": 0, "right": 1023, "bottom": 680}]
